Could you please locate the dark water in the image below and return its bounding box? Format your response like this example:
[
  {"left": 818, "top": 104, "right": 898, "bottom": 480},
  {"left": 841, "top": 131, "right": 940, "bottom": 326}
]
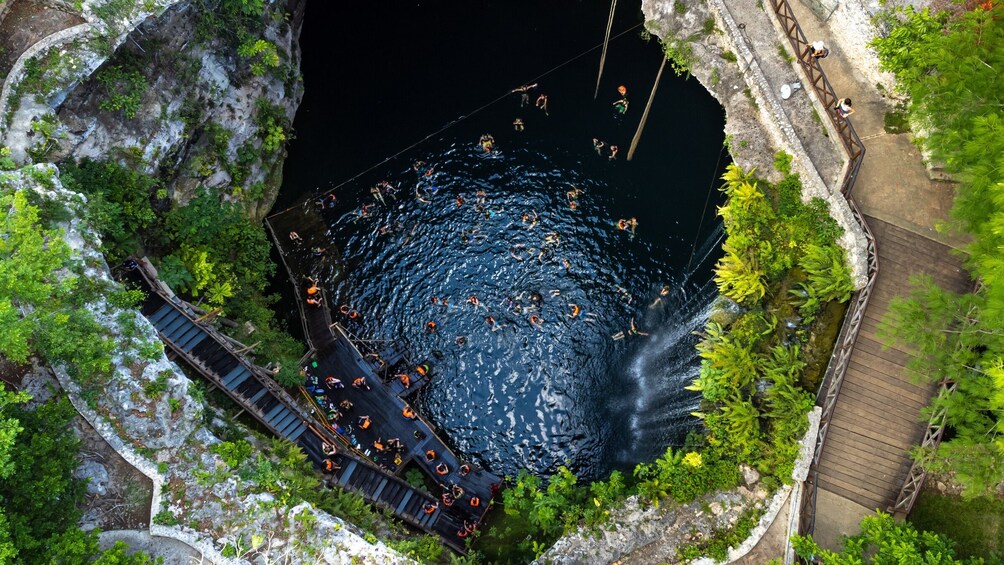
[{"left": 277, "top": 0, "right": 728, "bottom": 480}]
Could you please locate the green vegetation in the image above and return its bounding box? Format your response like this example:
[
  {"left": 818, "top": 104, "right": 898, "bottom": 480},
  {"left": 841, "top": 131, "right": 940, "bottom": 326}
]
[
  {"left": 793, "top": 511, "right": 981, "bottom": 564},
  {"left": 871, "top": 4, "right": 1004, "bottom": 499},
  {"left": 483, "top": 163, "right": 852, "bottom": 561},
  {"left": 58, "top": 159, "right": 304, "bottom": 388},
  {"left": 910, "top": 490, "right": 1004, "bottom": 561},
  {"left": 0, "top": 391, "right": 160, "bottom": 564},
  {"left": 96, "top": 64, "right": 148, "bottom": 119}
]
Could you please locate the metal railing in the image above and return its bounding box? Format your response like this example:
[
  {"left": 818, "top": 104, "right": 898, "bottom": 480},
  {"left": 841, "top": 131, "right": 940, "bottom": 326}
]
[
  {"left": 766, "top": 0, "right": 879, "bottom": 538},
  {"left": 889, "top": 378, "right": 957, "bottom": 516}
]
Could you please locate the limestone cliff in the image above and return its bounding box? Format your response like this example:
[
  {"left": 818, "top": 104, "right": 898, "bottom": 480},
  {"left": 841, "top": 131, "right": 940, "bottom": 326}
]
[{"left": 0, "top": 0, "right": 305, "bottom": 221}]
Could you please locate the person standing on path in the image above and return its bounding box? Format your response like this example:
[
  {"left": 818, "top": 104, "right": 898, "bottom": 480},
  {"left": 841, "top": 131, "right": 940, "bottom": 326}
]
[{"left": 834, "top": 97, "right": 855, "bottom": 119}]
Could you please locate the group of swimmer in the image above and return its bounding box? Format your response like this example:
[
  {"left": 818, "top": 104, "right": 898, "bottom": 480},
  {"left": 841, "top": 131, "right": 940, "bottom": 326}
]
[{"left": 592, "top": 138, "right": 619, "bottom": 160}]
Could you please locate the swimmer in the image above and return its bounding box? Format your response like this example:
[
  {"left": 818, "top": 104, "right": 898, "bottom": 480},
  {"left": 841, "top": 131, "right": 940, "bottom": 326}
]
[
  {"left": 455, "top": 335, "right": 467, "bottom": 346},
  {"left": 617, "top": 218, "right": 629, "bottom": 230},
  {"left": 522, "top": 210, "right": 539, "bottom": 229},
  {"left": 510, "top": 244, "right": 527, "bottom": 261},
  {"left": 415, "top": 185, "right": 431, "bottom": 204},
  {"left": 613, "top": 97, "right": 629, "bottom": 114},
  {"left": 339, "top": 399, "right": 353, "bottom": 411},
  {"left": 629, "top": 317, "right": 650, "bottom": 336},
  {"left": 627, "top": 217, "right": 638, "bottom": 233},
  {"left": 550, "top": 289, "right": 561, "bottom": 297},
  {"left": 431, "top": 296, "right": 439, "bottom": 305},
  {"left": 467, "top": 295, "right": 480, "bottom": 308},
  {"left": 511, "top": 83, "right": 537, "bottom": 106},
  {"left": 567, "top": 304, "right": 581, "bottom": 318},
  {"left": 529, "top": 314, "right": 543, "bottom": 328},
  {"left": 455, "top": 196, "right": 465, "bottom": 207},
  {"left": 530, "top": 291, "right": 543, "bottom": 305},
  {"left": 479, "top": 134, "right": 495, "bottom": 152},
  {"left": 650, "top": 285, "right": 672, "bottom": 308},
  {"left": 593, "top": 138, "right": 606, "bottom": 155},
  {"left": 611, "top": 331, "right": 625, "bottom": 341},
  {"left": 569, "top": 200, "right": 578, "bottom": 210},
  {"left": 352, "top": 376, "right": 370, "bottom": 390},
  {"left": 535, "top": 93, "right": 549, "bottom": 115},
  {"left": 288, "top": 231, "right": 301, "bottom": 241},
  {"left": 413, "top": 160, "right": 426, "bottom": 172},
  {"left": 609, "top": 145, "right": 619, "bottom": 160},
  {"left": 370, "top": 184, "right": 386, "bottom": 206},
  {"left": 475, "top": 189, "right": 487, "bottom": 203},
  {"left": 544, "top": 232, "right": 560, "bottom": 245},
  {"left": 513, "top": 117, "right": 525, "bottom": 132},
  {"left": 566, "top": 185, "right": 583, "bottom": 201},
  {"left": 426, "top": 321, "right": 437, "bottom": 333},
  {"left": 615, "top": 285, "right": 633, "bottom": 304},
  {"left": 562, "top": 258, "right": 571, "bottom": 270}
]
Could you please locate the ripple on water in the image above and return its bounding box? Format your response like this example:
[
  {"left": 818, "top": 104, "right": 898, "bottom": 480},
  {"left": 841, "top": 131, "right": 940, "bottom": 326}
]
[{"left": 321, "top": 140, "right": 717, "bottom": 480}]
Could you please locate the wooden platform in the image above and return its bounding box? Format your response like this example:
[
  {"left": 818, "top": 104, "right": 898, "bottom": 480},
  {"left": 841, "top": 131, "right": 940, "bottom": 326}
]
[
  {"left": 266, "top": 206, "right": 502, "bottom": 548},
  {"left": 815, "top": 216, "right": 970, "bottom": 511}
]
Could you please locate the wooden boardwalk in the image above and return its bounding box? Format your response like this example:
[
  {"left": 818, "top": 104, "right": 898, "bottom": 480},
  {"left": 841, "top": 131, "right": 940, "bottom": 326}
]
[{"left": 814, "top": 216, "right": 969, "bottom": 512}]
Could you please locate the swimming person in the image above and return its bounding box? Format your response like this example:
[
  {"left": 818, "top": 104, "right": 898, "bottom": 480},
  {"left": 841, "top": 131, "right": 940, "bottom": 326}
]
[
  {"left": 288, "top": 231, "right": 301, "bottom": 241},
  {"left": 629, "top": 317, "right": 650, "bottom": 336},
  {"left": 467, "top": 295, "right": 480, "bottom": 308},
  {"left": 536, "top": 93, "right": 549, "bottom": 115},
  {"left": 426, "top": 321, "right": 437, "bottom": 333},
  {"left": 352, "top": 376, "right": 370, "bottom": 390},
  {"left": 511, "top": 83, "right": 537, "bottom": 106},
  {"left": 613, "top": 97, "right": 629, "bottom": 114},
  {"left": 529, "top": 314, "right": 543, "bottom": 328},
  {"left": 567, "top": 304, "right": 581, "bottom": 318},
  {"left": 593, "top": 138, "right": 606, "bottom": 155},
  {"left": 513, "top": 118, "right": 525, "bottom": 132},
  {"left": 479, "top": 134, "right": 495, "bottom": 152},
  {"left": 609, "top": 145, "right": 619, "bottom": 160}
]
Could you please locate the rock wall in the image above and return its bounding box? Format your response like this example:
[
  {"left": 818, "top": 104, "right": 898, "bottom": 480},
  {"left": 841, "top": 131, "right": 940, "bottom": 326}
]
[
  {"left": 1, "top": 0, "right": 303, "bottom": 222},
  {"left": 640, "top": 0, "right": 869, "bottom": 288}
]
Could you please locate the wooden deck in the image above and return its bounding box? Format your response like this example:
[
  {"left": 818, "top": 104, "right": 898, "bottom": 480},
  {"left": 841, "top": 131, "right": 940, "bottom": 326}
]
[
  {"left": 266, "top": 205, "right": 502, "bottom": 548},
  {"left": 814, "top": 216, "right": 970, "bottom": 512}
]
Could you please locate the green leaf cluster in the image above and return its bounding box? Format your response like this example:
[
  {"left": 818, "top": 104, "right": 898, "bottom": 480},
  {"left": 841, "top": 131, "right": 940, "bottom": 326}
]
[
  {"left": 793, "top": 511, "right": 981, "bottom": 564},
  {"left": 96, "top": 64, "right": 149, "bottom": 120}
]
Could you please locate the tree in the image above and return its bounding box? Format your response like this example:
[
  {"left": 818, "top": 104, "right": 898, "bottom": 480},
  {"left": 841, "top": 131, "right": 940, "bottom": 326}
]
[{"left": 792, "top": 511, "right": 981, "bottom": 564}]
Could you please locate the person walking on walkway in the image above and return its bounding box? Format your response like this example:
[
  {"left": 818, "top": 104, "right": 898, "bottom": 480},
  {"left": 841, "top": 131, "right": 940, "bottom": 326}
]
[
  {"left": 811, "top": 40, "right": 830, "bottom": 59},
  {"left": 835, "top": 97, "right": 855, "bottom": 119}
]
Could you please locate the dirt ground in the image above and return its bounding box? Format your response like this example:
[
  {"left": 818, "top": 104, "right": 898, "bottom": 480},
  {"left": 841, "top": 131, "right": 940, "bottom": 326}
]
[
  {"left": 0, "top": 0, "right": 84, "bottom": 80},
  {"left": 75, "top": 415, "right": 155, "bottom": 531}
]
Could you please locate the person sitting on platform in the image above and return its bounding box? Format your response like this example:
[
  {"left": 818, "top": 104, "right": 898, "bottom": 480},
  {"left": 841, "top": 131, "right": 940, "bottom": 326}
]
[
  {"left": 416, "top": 363, "right": 431, "bottom": 377},
  {"left": 322, "top": 442, "right": 337, "bottom": 456},
  {"left": 397, "top": 373, "right": 411, "bottom": 388},
  {"left": 323, "top": 459, "right": 339, "bottom": 472},
  {"left": 373, "top": 438, "right": 385, "bottom": 451},
  {"left": 352, "top": 376, "right": 370, "bottom": 390},
  {"left": 306, "top": 297, "right": 322, "bottom": 308},
  {"left": 425, "top": 449, "right": 437, "bottom": 462},
  {"left": 423, "top": 502, "right": 439, "bottom": 515},
  {"left": 339, "top": 399, "right": 353, "bottom": 411},
  {"left": 464, "top": 520, "right": 476, "bottom": 533},
  {"left": 457, "top": 528, "right": 468, "bottom": 539},
  {"left": 403, "top": 406, "right": 417, "bottom": 420},
  {"left": 306, "top": 278, "right": 320, "bottom": 296},
  {"left": 436, "top": 462, "right": 450, "bottom": 475},
  {"left": 442, "top": 493, "right": 454, "bottom": 506},
  {"left": 357, "top": 415, "right": 372, "bottom": 430},
  {"left": 326, "top": 376, "right": 344, "bottom": 389},
  {"left": 388, "top": 437, "right": 403, "bottom": 451},
  {"left": 469, "top": 496, "right": 481, "bottom": 507},
  {"left": 451, "top": 484, "right": 465, "bottom": 499},
  {"left": 459, "top": 463, "right": 471, "bottom": 477}
]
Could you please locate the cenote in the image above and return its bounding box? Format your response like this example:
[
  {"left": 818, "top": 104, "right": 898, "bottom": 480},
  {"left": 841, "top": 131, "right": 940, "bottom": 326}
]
[{"left": 276, "top": 0, "right": 729, "bottom": 482}]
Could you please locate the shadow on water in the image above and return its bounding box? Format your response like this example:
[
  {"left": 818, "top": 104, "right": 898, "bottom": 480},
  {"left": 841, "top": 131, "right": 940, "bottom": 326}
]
[{"left": 276, "top": 0, "right": 730, "bottom": 480}]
